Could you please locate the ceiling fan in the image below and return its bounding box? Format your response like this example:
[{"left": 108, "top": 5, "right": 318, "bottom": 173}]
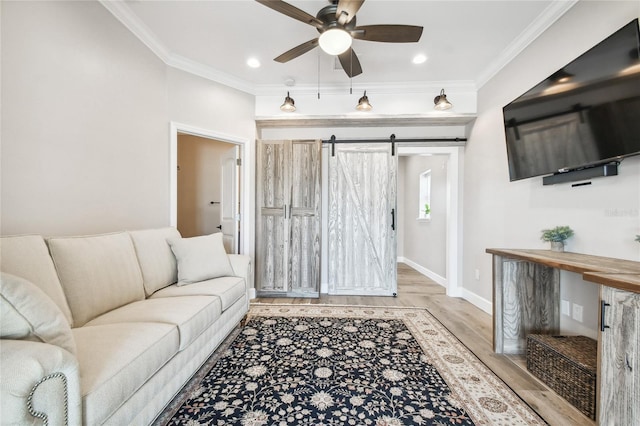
[{"left": 256, "top": 0, "right": 424, "bottom": 77}]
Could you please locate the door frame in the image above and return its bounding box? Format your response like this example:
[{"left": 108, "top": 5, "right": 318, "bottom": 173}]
[{"left": 169, "top": 122, "right": 251, "bottom": 262}]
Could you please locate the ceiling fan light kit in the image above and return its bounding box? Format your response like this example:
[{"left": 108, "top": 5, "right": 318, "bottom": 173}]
[
  {"left": 434, "top": 89, "right": 453, "bottom": 110},
  {"left": 256, "top": 0, "right": 423, "bottom": 78},
  {"left": 319, "top": 28, "right": 352, "bottom": 55},
  {"left": 280, "top": 92, "right": 296, "bottom": 112}
]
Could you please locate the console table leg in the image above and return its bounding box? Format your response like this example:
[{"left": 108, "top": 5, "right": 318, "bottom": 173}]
[{"left": 494, "top": 257, "right": 560, "bottom": 354}]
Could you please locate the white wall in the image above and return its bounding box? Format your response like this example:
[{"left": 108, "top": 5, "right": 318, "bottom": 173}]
[
  {"left": 464, "top": 1, "right": 640, "bottom": 338},
  {"left": 1, "top": 1, "right": 168, "bottom": 235},
  {"left": 0, "top": 2, "right": 256, "bottom": 245}
]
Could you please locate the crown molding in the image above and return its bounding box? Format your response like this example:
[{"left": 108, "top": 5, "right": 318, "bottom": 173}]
[
  {"left": 254, "top": 81, "right": 477, "bottom": 97},
  {"left": 99, "top": 0, "right": 171, "bottom": 62},
  {"left": 166, "top": 54, "right": 257, "bottom": 95},
  {"left": 99, "top": 0, "right": 257, "bottom": 95},
  {"left": 475, "top": 0, "right": 578, "bottom": 89},
  {"left": 102, "top": 0, "right": 577, "bottom": 96}
]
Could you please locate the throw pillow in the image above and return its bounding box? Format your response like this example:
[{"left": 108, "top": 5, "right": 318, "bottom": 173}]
[
  {"left": 168, "top": 233, "right": 234, "bottom": 285},
  {"left": 0, "top": 272, "right": 77, "bottom": 355}
]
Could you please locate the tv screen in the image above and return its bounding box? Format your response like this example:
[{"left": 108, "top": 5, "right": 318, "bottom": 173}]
[{"left": 503, "top": 19, "right": 640, "bottom": 182}]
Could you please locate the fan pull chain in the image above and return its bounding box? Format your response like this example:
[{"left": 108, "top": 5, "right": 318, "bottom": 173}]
[
  {"left": 317, "top": 48, "right": 321, "bottom": 100},
  {"left": 350, "top": 49, "right": 353, "bottom": 94}
]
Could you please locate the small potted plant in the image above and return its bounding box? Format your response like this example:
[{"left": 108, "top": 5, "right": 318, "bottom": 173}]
[
  {"left": 424, "top": 203, "right": 431, "bottom": 216},
  {"left": 540, "top": 226, "right": 574, "bottom": 252}
]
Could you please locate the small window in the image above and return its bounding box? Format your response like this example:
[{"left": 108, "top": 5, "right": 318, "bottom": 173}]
[{"left": 418, "top": 170, "right": 431, "bottom": 220}]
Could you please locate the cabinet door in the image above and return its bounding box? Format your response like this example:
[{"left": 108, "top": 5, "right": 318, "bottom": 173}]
[
  {"left": 289, "top": 140, "right": 321, "bottom": 294},
  {"left": 256, "top": 141, "right": 288, "bottom": 292},
  {"left": 599, "top": 286, "right": 640, "bottom": 425},
  {"left": 256, "top": 140, "right": 321, "bottom": 296}
]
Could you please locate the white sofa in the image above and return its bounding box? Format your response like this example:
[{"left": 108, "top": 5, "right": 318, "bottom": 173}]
[{"left": 0, "top": 228, "right": 252, "bottom": 425}]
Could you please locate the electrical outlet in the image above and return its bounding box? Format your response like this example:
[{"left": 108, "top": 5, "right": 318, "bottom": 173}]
[
  {"left": 561, "top": 300, "right": 570, "bottom": 316},
  {"left": 572, "top": 303, "right": 583, "bottom": 322},
  {"left": 474, "top": 269, "right": 480, "bottom": 280}
]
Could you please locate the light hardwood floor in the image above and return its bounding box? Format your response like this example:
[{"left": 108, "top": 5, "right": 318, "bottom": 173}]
[{"left": 253, "top": 263, "right": 594, "bottom": 426}]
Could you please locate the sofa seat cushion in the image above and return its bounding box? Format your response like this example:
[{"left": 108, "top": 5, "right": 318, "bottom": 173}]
[
  {"left": 73, "top": 322, "right": 179, "bottom": 426},
  {"left": 84, "top": 296, "right": 222, "bottom": 350},
  {"left": 150, "top": 276, "right": 245, "bottom": 311},
  {"left": 48, "top": 232, "right": 145, "bottom": 327}
]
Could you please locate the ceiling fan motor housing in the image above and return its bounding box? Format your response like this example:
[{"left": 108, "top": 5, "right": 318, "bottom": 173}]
[{"left": 316, "top": 4, "right": 357, "bottom": 33}]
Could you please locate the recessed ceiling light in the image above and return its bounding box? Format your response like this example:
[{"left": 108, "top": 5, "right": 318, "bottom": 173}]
[
  {"left": 247, "top": 58, "right": 261, "bottom": 68},
  {"left": 412, "top": 54, "right": 427, "bottom": 65}
]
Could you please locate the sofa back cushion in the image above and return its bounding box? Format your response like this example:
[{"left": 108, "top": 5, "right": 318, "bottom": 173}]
[
  {"left": 47, "top": 232, "right": 145, "bottom": 327},
  {"left": 0, "top": 272, "right": 77, "bottom": 355},
  {"left": 168, "top": 233, "right": 234, "bottom": 285},
  {"left": 128, "top": 227, "right": 181, "bottom": 296},
  {"left": 0, "top": 235, "right": 74, "bottom": 325}
]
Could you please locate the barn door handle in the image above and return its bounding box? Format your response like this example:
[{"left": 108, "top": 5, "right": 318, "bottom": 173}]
[
  {"left": 391, "top": 208, "right": 395, "bottom": 231},
  {"left": 600, "top": 300, "right": 610, "bottom": 332}
]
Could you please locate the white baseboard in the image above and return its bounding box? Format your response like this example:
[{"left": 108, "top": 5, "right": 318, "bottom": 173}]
[
  {"left": 398, "top": 257, "right": 492, "bottom": 314},
  {"left": 398, "top": 257, "right": 447, "bottom": 287},
  {"left": 249, "top": 288, "right": 256, "bottom": 300},
  {"left": 459, "top": 288, "right": 492, "bottom": 314}
]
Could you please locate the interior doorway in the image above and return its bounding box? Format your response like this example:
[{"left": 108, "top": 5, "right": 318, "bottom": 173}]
[
  {"left": 176, "top": 134, "right": 239, "bottom": 251},
  {"left": 169, "top": 122, "right": 248, "bottom": 255}
]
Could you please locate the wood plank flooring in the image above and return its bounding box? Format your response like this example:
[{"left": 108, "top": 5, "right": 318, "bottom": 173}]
[{"left": 253, "top": 263, "right": 594, "bottom": 426}]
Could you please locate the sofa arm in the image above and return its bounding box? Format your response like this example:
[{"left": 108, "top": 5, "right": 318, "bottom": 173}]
[
  {"left": 228, "top": 254, "right": 252, "bottom": 293},
  {"left": 1, "top": 340, "right": 81, "bottom": 426}
]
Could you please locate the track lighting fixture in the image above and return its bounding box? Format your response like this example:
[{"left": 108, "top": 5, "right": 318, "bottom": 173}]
[
  {"left": 280, "top": 92, "right": 296, "bottom": 112},
  {"left": 433, "top": 89, "right": 452, "bottom": 111},
  {"left": 356, "top": 91, "right": 372, "bottom": 111}
]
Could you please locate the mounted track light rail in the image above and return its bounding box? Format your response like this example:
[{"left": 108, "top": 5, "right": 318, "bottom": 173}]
[{"left": 323, "top": 134, "right": 467, "bottom": 156}]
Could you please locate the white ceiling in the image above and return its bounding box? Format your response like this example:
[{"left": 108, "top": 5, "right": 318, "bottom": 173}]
[{"left": 106, "top": 0, "right": 577, "bottom": 94}]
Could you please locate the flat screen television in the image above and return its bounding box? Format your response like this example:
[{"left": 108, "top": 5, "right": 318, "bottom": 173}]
[{"left": 503, "top": 18, "right": 640, "bottom": 182}]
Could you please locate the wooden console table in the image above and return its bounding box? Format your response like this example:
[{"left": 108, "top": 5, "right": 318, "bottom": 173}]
[
  {"left": 487, "top": 249, "right": 640, "bottom": 353},
  {"left": 487, "top": 249, "right": 640, "bottom": 424}
]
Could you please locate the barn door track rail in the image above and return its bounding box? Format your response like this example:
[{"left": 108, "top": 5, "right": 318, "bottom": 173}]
[{"left": 323, "top": 134, "right": 467, "bottom": 156}]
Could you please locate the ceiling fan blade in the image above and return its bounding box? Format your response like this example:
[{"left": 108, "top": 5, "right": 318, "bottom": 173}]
[
  {"left": 353, "top": 25, "right": 423, "bottom": 42},
  {"left": 274, "top": 38, "right": 319, "bottom": 63},
  {"left": 336, "top": 0, "right": 365, "bottom": 25},
  {"left": 255, "top": 0, "right": 324, "bottom": 28},
  {"left": 338, "top": 48, "right": 363, "bottom": 78}
]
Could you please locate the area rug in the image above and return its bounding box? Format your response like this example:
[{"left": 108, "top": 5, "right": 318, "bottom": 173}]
[{"left": 155, "top": 304, "right": 545, "bottom": 425}]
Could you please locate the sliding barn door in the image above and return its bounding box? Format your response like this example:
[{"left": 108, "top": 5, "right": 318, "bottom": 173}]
[{"left": 328, "top": 144, "right": 397, "bottom": 295}]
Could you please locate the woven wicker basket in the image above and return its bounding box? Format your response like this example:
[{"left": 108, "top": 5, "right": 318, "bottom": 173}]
[{"left": 526, "top": 334, "right": 597, "bottom": 420}]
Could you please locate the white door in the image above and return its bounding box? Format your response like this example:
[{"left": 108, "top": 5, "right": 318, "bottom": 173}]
[
  {"left": 328, "top": 143, "right": 397, "bottom": 295},
  {"left": 220, "top": 146, "right": 239, "bottom": 253}
]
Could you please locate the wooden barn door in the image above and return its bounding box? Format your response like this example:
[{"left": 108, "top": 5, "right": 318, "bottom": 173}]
[{"left": 327, "top": 143, "right": 397, "bottom": 295}]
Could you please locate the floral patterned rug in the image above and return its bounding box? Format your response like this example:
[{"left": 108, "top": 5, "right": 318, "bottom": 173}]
[{"left": 155, "top": 304, "right": 545, "bottom": 425}]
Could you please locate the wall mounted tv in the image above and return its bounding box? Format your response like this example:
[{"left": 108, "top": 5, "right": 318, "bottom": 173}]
[{"left": 503, "top": 18, "right": 640, "bottom": 184}]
